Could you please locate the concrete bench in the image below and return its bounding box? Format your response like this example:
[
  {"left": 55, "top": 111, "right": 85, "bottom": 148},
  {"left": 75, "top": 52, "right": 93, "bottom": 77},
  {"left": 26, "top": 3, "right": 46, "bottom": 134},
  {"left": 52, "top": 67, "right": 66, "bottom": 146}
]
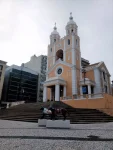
[
  {"left": 38, "top": 119, "right": 47, "bottom": 127},
  {"left": 46, "top": 120, "right": 70, "bottom": 129}
]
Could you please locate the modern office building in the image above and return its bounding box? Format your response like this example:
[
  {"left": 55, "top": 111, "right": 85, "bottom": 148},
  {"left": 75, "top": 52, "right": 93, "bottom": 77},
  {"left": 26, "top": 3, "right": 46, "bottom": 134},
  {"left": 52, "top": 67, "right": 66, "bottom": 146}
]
[
  {"left": 0, "top": 60, "right": 7, "bottom": 102},
  {"left": 24, "top": 55, "right": 47, "bottom": 101},
  {"left": 2, "top": 65, "right": 38, "bottom": 104}
]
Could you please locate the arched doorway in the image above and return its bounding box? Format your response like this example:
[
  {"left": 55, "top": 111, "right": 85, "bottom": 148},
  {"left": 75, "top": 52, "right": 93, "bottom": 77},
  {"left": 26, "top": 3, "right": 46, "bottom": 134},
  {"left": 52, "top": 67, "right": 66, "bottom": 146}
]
[{"left": 56, "top": 49, "right": 63, "bottom": 61}]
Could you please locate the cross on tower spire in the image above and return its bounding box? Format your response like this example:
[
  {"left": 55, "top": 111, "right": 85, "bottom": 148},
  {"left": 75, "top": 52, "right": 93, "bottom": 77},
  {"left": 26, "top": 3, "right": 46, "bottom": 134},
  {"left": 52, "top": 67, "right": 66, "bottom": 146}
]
[
  {"left": 54, "top": 22, "right": 57, "bottom": 30},
  {"left": 70, "top": 12, "right": 72, "bottom": 16},
  {"left": 69, "top": 12, "right": 73, "bottom": 20}
]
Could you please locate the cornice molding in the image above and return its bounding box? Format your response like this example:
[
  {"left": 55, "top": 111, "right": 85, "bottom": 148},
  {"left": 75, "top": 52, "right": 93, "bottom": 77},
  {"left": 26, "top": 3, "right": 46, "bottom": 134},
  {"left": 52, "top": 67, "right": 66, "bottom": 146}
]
[
  {"left": 44, "top": 78, "right": 66, "bottom": 87},
  {"left": 80, "top": 78, "right": 95, "bottom": 86}
]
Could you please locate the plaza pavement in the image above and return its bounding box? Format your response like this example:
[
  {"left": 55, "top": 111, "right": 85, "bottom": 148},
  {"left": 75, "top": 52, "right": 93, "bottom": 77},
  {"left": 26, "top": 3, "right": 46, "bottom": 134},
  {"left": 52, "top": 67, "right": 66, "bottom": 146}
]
[{"left": 0, "top": 120, "right": 113, "bottom": 150}]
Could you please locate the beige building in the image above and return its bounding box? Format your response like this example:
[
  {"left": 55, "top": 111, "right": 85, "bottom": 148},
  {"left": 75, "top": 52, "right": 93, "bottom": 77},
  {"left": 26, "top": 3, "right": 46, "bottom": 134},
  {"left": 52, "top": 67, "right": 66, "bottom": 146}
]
[
  {"left": 0, "top": 60, "right": 7, "bottom": 101},
  {"left": 43, "top": 13, "right": 112, "bottom": 102}
]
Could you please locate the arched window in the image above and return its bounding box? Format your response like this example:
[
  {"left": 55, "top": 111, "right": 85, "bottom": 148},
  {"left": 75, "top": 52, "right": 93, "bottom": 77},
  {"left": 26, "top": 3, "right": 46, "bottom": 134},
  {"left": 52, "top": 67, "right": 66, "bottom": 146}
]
[
  {"left": 56, "top": 49, "right": 63, "bottom": 61},
  {"left": 105, "top": 85, "right": 107, "bottom": 93},
  {"left": 50, "top": 48, "right": 52, "bottom": 52},
  {"left": 76, "top": 39, "right": 77, "bottom": 45},
  {"left": 54, "top": 39, "right": 56, "bottom": 42},
  {"left": 103, "top": 72, "right": 106, "bottom": 81},
  {"left": 68, "top": 39, "right": 70, "bottom": 45},
  {"left": 71, "top": 29, "right": 73, "bottom": 33}
]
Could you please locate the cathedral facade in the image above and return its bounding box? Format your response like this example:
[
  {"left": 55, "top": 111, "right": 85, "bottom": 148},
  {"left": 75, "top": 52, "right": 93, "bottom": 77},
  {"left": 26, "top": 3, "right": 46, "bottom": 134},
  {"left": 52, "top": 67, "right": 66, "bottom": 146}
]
[{"left": 43, "top": 14, "right": 112, "bottom": 102}]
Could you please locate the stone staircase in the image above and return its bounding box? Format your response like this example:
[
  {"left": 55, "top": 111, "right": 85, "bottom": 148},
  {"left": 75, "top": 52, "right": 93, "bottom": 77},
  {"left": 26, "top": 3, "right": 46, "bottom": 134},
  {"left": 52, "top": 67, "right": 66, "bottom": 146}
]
[{"left": 0, "top": 101, "right": 113, "bottom": 124}]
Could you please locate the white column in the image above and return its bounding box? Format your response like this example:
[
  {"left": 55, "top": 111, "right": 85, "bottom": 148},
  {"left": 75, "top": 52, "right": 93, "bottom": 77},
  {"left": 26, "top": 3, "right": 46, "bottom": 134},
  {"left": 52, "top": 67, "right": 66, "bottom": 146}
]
[
  {"left": 108, "top": 76, "right": 111, "bottom": 94},
  {"left": 50, "top": 88, "right": 52, "bottom": 100},
  {"left": 79, "top": 52, "right": 82, "bottom": 80},
  {"left": 46, "top": 57, "right": 48, "bottom": 80},
  {"left": 101, "top": 71, "right": 104, "bottom": 92},
  {"left": 63, "top": 86, "right": 66, "bottom": 97},
  {"left": 72, "top": 67, "right": 77, "bottom": 95},
  {"left": 53, "top": 44, "right": 56, "bottom": 64},
  {"left": 72, "top": 34, "right": 76, "bottom": 65},
  {"left": 55, "top": 84, "right": 60, "bottom": 101},
  {"left": 80, "top": 86, "right": 83, "bottom": 98},
  {"left": 88, "top": 85, "right": 91, "bottom": 98},
  {"left": 106, "top": 74, "right": 109, "bottom": 94},
  {"left": 43, "top": 86, "right": 47, "bottom": 102},
  {"left": 71, "top": 34, "right": 77, "bottom": 95},
  {"left": 63, "top": 39, "right": 66, "bottom": 61},
  {"left": 94, "top": 68, "right": 101, "bottom": 94}
]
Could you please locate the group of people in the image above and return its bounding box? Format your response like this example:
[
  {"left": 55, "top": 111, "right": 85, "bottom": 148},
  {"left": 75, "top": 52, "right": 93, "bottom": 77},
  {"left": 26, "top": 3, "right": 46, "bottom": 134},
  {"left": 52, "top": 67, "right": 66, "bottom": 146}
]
[
  {"left": 40, "top": 106, "right": 69, "bottom": 120},
  {"left": 40, "top": 106, "right": 56, "bottom": 120}
]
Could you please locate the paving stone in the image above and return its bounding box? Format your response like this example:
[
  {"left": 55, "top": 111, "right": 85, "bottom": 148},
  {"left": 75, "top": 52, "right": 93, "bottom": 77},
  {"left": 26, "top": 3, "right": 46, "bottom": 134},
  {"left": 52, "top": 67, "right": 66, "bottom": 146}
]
[{"left": 0, "top": 120, "right": 113, "bottom": 150}]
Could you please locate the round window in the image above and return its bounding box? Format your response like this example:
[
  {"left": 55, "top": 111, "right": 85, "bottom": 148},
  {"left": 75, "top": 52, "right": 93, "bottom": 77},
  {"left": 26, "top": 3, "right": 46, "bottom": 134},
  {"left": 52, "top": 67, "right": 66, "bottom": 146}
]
[{"left": 57, "top": 68, "right": 62, "bottom": 74}]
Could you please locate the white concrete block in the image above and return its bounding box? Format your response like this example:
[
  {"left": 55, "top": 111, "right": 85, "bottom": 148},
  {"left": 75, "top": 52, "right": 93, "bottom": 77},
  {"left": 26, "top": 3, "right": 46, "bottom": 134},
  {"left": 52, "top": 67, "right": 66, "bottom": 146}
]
[
  {"left": 38, "top": 119, "right": 47, "bottom": 127},
  {"left": 46, "top": 120, "right": 70, "bottom": 129}
]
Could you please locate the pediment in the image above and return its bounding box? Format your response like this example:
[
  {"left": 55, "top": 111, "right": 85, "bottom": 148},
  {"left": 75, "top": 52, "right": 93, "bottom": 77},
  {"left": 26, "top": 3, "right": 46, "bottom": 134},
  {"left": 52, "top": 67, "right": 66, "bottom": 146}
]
[
  {"left": 85, "top": 61, "right": 110, "bottom": 76},
  {"left": 98, "top": 62, "right": 110, "bottom": 76},
  {"left": 47, "top": 59, "right": 72, "bottom": 74}
]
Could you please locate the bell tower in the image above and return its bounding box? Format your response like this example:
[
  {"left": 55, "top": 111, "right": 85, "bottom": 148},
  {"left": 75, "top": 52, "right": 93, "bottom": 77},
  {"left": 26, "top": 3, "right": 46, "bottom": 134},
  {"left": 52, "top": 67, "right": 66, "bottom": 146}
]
[
  {"left": 47, "top": 23, "right": 60, "bottom": 69},
  {"left": 64, "top": 13, "right": 82, "bottom": 96},
  {"left": 50, "top": 23, "right": 60, "bottom": 44},
  {"left": 65, "top": 12, "right": 78, "bottom": 35}
]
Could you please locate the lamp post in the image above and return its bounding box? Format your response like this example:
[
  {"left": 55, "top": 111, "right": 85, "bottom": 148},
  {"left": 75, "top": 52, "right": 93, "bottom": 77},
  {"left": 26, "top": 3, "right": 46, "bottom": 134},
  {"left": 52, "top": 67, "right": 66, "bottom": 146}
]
[
  {"left": 21, "top": 89, "right": 24, "bottom": 101},
  {"left": 20, "top": 64, "right": 24, "bottom": 101},
  {"left": 17, "top": 84, "right": 19, "bottom": 101}
]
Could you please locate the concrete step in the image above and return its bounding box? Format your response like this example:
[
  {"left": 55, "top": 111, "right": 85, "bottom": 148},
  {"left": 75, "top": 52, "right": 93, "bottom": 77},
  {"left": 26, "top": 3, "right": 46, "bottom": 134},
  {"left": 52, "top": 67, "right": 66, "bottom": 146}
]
[{"left": 0, "top": 101, "right": 113, "bottom": 124}]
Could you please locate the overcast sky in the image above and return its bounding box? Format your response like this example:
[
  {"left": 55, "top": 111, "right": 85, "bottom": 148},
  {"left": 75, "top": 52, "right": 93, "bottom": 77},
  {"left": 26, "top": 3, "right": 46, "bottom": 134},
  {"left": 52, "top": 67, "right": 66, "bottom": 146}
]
[{"left": 0, "top": 0, "right": 113, "bottom": 80}]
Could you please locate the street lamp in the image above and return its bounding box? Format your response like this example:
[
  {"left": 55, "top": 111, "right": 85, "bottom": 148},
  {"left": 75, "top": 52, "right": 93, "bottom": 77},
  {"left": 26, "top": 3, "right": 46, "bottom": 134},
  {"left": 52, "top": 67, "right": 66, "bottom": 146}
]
[
  {"left": 82, "top": 66, "right": 86, "bottom": 85},
  {"left": 21, "top": 89, "right": 24, "bottom": 101}
]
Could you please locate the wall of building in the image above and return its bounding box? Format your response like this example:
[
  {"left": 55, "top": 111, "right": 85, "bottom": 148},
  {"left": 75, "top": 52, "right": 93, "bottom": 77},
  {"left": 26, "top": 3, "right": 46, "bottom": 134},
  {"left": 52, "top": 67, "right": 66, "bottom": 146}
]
[
  {"left": 0, "top": 61, "right": 7, "bottom": 101},
  {"left": 24, "top": 55, "right": 42, "bottom": 73},
  {"left": 24, "top": 55, "right": 47, "bottom": 101},
  {"left": 48, "top": 34, "right": 81, "bottom": 69},
  {"left": 99, "top": 63, "right": 111, "bottom": 94},
  {"left": 48, "top": 63, "right": 72, "bottom": 96},
  {"left": 62, "top": 93, "right": 113, "bottom": 116},
  {"left": 1, "top": 68, "right": 10, "bottom": 102},
  {"left": 83, "top": 70, "right": 95, "bottom": 81}
]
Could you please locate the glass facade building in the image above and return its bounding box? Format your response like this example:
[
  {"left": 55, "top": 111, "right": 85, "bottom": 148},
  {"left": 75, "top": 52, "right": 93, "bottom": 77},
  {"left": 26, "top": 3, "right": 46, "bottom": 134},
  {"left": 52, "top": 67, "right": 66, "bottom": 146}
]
[{"left": 2, "top": 65, "right": 38, "bottom": 103}]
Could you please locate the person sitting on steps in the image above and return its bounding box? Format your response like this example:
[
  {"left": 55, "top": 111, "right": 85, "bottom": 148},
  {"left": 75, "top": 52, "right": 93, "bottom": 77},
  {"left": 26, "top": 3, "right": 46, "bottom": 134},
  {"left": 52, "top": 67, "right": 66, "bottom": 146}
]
[{"left": 40, "top": 107, "right": 52, "bottom": 119}]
